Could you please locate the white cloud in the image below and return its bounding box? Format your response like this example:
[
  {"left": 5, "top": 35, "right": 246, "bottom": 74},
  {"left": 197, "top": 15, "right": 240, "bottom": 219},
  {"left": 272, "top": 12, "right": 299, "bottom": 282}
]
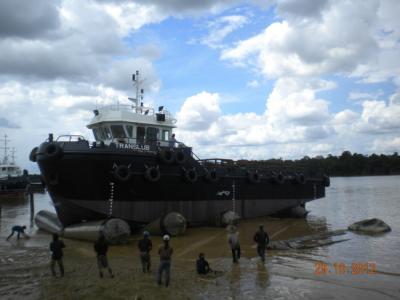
[
  {"left": 246, "top": 80, "right": 259, "bottom": 88},
  {"left": 176, "top": 91, "right": 221, "bottom": 131},
  {"left": 221, "top": 0, "right": 400, "bottom": 85},
  {"left": 348, "top": 90, "right": 384, "bottom": 101},
  {"left": 201, "top": 15, "right": 248, "bottom": 48},
  {"left": 356, "top": 99, "right": 400, "bottom": 134},
  {"left": 371, "top": 137, "right": 400, "bottom": 154}
]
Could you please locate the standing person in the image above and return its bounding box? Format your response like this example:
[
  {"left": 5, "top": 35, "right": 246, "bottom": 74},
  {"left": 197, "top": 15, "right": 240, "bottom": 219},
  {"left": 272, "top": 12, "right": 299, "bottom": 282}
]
[
  {"left": 157, "top": 234, "right": 173, "bottom": 287},
  {"left": 49, "top": 233, "right": 65, "bottom": 277},
  {"left": 253, "top": 224, "right": 270, "bottom": 262},
  {"left": 196, "top": 253, "right": 212, "bottom": 275},
  {"left": 138, "top": 231, "right": 153, "bottom": 273},
  {"left": 169, "top": 134, "right": 177, "bottom": 148},
  {"left": 6, "top": 225, "right": 28, "bottom": 240},
  {"left": 227, "top": 225, "right": 241, "bottom": 263},
  {"left": 94, "top": 234, "right": 114, "bottom": 278}
]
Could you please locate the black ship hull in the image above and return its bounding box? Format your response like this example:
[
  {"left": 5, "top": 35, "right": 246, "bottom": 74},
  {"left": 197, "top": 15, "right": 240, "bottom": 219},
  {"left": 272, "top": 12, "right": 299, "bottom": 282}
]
[{"left": 34, "top": 140, "right": 328, "bottom": 227}]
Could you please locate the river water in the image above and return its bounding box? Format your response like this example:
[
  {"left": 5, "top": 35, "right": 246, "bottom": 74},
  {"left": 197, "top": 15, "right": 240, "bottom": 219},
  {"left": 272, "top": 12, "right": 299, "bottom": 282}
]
[{"left": 0, "top": 176, "right": 399, "bottom": 299}]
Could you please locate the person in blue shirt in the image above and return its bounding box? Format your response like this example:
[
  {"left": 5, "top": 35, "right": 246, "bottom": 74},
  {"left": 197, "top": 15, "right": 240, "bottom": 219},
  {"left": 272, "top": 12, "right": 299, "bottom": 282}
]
[{"left": 6, "top": 225, "right": 28, "bottom": 240}]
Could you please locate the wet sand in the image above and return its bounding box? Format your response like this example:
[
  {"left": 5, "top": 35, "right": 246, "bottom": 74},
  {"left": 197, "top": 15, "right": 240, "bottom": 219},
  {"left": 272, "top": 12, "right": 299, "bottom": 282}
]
[{"left": 1, "top": 216, "right": 399, "bottom": 300}]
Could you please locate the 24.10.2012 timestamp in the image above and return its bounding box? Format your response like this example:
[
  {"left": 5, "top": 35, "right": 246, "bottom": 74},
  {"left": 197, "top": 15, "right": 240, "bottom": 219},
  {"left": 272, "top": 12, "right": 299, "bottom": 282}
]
[{"left": 314, "top": 261, "right": 377, "bottom": 275}]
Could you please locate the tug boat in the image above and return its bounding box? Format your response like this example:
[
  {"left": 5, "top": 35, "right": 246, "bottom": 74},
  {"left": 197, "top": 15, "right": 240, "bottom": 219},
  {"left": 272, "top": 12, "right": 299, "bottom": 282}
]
[
  {"left": 0, "top": 135, "right": 29, "bottom": 197},
  {"left": 31, "top": 72, "right": 329, "bottom": 228}
]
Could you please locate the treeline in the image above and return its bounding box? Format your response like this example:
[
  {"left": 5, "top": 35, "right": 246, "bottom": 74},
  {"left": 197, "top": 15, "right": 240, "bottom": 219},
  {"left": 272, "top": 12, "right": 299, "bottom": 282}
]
[{"left": 240, "top": 151, "right": 400, "bottom": 177}]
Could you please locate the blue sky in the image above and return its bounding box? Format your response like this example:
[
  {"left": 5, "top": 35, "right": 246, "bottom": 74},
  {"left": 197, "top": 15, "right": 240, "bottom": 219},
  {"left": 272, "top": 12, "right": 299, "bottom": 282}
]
[{"left": 0, "top": 0, "right": 399, "bottom": 171}]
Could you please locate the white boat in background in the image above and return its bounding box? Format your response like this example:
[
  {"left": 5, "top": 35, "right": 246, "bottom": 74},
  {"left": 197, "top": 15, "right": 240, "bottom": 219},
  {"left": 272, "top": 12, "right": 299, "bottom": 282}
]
[{"left": 0, "top": 134, "right": 29, "bottom": 197}]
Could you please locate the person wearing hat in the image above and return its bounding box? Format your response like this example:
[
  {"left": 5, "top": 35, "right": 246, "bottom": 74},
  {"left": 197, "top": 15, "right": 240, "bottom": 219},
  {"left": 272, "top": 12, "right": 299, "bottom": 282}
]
[
  {"left": 157, "top": 234, "right": 173, "bottom": 287},
  {"left": 138, "top": 231, "right": 153, "bottom": 273},
  {"left": 253, "top": 224, "right": 270, "bottom": 262}
]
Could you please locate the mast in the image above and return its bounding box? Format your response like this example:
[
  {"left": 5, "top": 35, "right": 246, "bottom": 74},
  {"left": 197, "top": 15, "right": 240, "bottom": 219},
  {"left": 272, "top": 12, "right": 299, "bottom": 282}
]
[
  {"left": 128, "top": 70, "right": 144, "bottom": 108},
  {"left": 0, "top": 134, "right": 10, "bottom": 164},
  {"left": 10, "top": 147, "right": 16, "bottom": 165}
]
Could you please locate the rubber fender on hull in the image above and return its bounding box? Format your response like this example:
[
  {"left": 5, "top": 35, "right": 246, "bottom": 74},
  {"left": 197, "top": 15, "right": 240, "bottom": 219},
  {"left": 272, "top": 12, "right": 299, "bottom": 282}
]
[
  {"left": 113, "top": 165, "right": 132, "bottom": 182},
  {"left": 270, "top": 172, "right": 285, "bottom": 184},
  {"left": 29, "top": 147, "right": 38, "bottom": 162},
  {"left": 323, "top": 175, "right": 330, "bottom": 187},
  {"left": 294, "top": 173, "right": 306, "bottom": 184},
  {"left": 144, "top": 166, "right": 161, "bottom": 182},
  {"left": 247, "top": 171, "right": 261, "bottom": 183},
  {"left": 158, "top": 149, "right": 174, "bottom": 164},
  {"left": 184, "top": 168, "right": 198, "bottom": 183},
  {"left": 43, "top": 143, "right": 63, "bottom": 160},
  {"left": 174, "top": 150, "right": 187, "bottom": 164},
  {"left": 204, "top": 169, "right": 218, "bottom": 183}
]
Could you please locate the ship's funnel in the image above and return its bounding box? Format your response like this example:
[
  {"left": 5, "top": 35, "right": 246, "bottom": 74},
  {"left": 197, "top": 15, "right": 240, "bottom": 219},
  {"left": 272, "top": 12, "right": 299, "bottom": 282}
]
[{"left": 144, "top": 212, "right": 187, "bottom": 236}]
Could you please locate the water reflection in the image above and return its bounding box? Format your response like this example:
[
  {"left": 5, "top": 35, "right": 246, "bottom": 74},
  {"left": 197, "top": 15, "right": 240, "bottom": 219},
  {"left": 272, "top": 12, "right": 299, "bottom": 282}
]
[{"left": 256, "top": 262, "right": 269, "bottom": 289}]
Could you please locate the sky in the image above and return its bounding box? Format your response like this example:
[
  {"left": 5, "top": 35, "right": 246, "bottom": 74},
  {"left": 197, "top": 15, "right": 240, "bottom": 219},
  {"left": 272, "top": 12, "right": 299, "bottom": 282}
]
[{"left": 0, "top": 0, "right": 399, "bottom": 172}]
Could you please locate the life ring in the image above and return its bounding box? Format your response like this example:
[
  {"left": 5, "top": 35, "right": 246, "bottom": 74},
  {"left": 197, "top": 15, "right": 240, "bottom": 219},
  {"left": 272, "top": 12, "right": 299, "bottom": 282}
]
[
  {"left": 247, "top": 171, "right": 261, "bottom": 183},
  {"left": 113, "top": 165, "right": 132, "bottom": 182},
  {"left": 294, "top": 173, "right": 306, "bottom": 184},
  {"left": 43, "top": 143, "right": 63, "bottom": 159},
  {"left": 145, "top": 166, "right": 161, "bottom": 182},
  {"left": 204, "top": 169, "right": 218, "bottom": 183},
  {"left": 184, "top": 168, "right": 198, "bottom": 183},
  {"left": 158, "top": 150, "right": 174, "bottom": 164},
  {"left": 29, "top": 147, "right": 38, "bottom": 162},
  {"left": 270, "top": 172, "right": 285, "bottom": 184},
  {"left": 323, "top": 175, "right": 330, "bottom": 187},
  {"left": 174, "top": 150, "right": 187, "bottom": 164}
]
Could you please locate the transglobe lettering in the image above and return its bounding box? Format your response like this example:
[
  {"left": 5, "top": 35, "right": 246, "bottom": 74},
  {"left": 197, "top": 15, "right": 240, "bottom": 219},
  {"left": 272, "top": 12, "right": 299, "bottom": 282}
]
[{"left": 117, "top": 143, "right": 150, "bottom": 151}]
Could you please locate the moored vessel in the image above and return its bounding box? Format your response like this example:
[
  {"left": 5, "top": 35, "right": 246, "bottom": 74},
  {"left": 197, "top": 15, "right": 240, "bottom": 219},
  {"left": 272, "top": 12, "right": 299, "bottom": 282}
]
[
  {"left": 31, "top": 72, "right": 329, "bottom": 229},
  {"left": 0, "top": 135, "right": 29, "bottom": 197}
]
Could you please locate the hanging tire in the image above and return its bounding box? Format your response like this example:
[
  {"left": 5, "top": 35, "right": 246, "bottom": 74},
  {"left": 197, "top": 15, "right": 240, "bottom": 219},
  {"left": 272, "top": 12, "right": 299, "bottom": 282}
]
[
  {"left": 145, "top": 166, "right": 161, "bottom": 182},
  {"left": 204, "top": 169, "right": 218, "bottom": 183},
  {"left": 270, "top": 172, "right": 285, "bottom": 184},
  {"left": 29, "top": 147, "right": 38, "bottom": 162},
  {"left": 294, "top": 173, "right": 306, "bottom": 184},
  {"left": 113, "top": 165, "right": 132, "bottom": 182},
  {"left": 158, "top": 150, "right": 174, "bottom": 164},
  {"left": 174, "top": 150, "right": 187, "bottom": 164},
  {"left": 247, "top": 171, "right": 261, "bottom": 183},
  {"left": 323, "top": 175, "right": 330, "bottom": 187},
  {"left": 184, "top": 169, "right": 198, "bottom": 183},
  {"left": 43, "top": 143, "right": 63, "bottom": 160}
]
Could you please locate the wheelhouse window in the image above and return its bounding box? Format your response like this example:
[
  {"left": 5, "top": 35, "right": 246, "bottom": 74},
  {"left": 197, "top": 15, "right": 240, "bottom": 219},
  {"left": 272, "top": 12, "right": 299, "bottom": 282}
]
[
  {"left": 103, "top": 127, "right": 112, "bottom": 139},
  {"left": 162, "top": 130, "right": 170, "bottom": 141},
  {"left": 93, "top": 128, "right": 100, "bottom": 141},
  {"left": 110, "top": 125, "right": 126, "bottom": 138},
  {"left": 146, "top": 127, "right": 158, "bottom": 142},
  {"left": 126, "top": 125, "right": 134, "bottom": 138},
  {"left": 137, "top": 126, "right": 145, "bottom": 144}
]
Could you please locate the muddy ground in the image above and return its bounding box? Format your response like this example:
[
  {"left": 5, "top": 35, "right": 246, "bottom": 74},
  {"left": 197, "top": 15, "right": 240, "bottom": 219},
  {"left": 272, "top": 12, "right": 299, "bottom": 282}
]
[{"left": 1, "top": 217, "right": 399, "bottom": 300}]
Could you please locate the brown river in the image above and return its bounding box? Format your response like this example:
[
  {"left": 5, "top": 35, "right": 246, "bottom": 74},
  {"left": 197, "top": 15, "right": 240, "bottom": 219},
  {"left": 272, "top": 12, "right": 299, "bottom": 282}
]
[{"left": 1, "top": 176, "right": 399, "bottom": 299}]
